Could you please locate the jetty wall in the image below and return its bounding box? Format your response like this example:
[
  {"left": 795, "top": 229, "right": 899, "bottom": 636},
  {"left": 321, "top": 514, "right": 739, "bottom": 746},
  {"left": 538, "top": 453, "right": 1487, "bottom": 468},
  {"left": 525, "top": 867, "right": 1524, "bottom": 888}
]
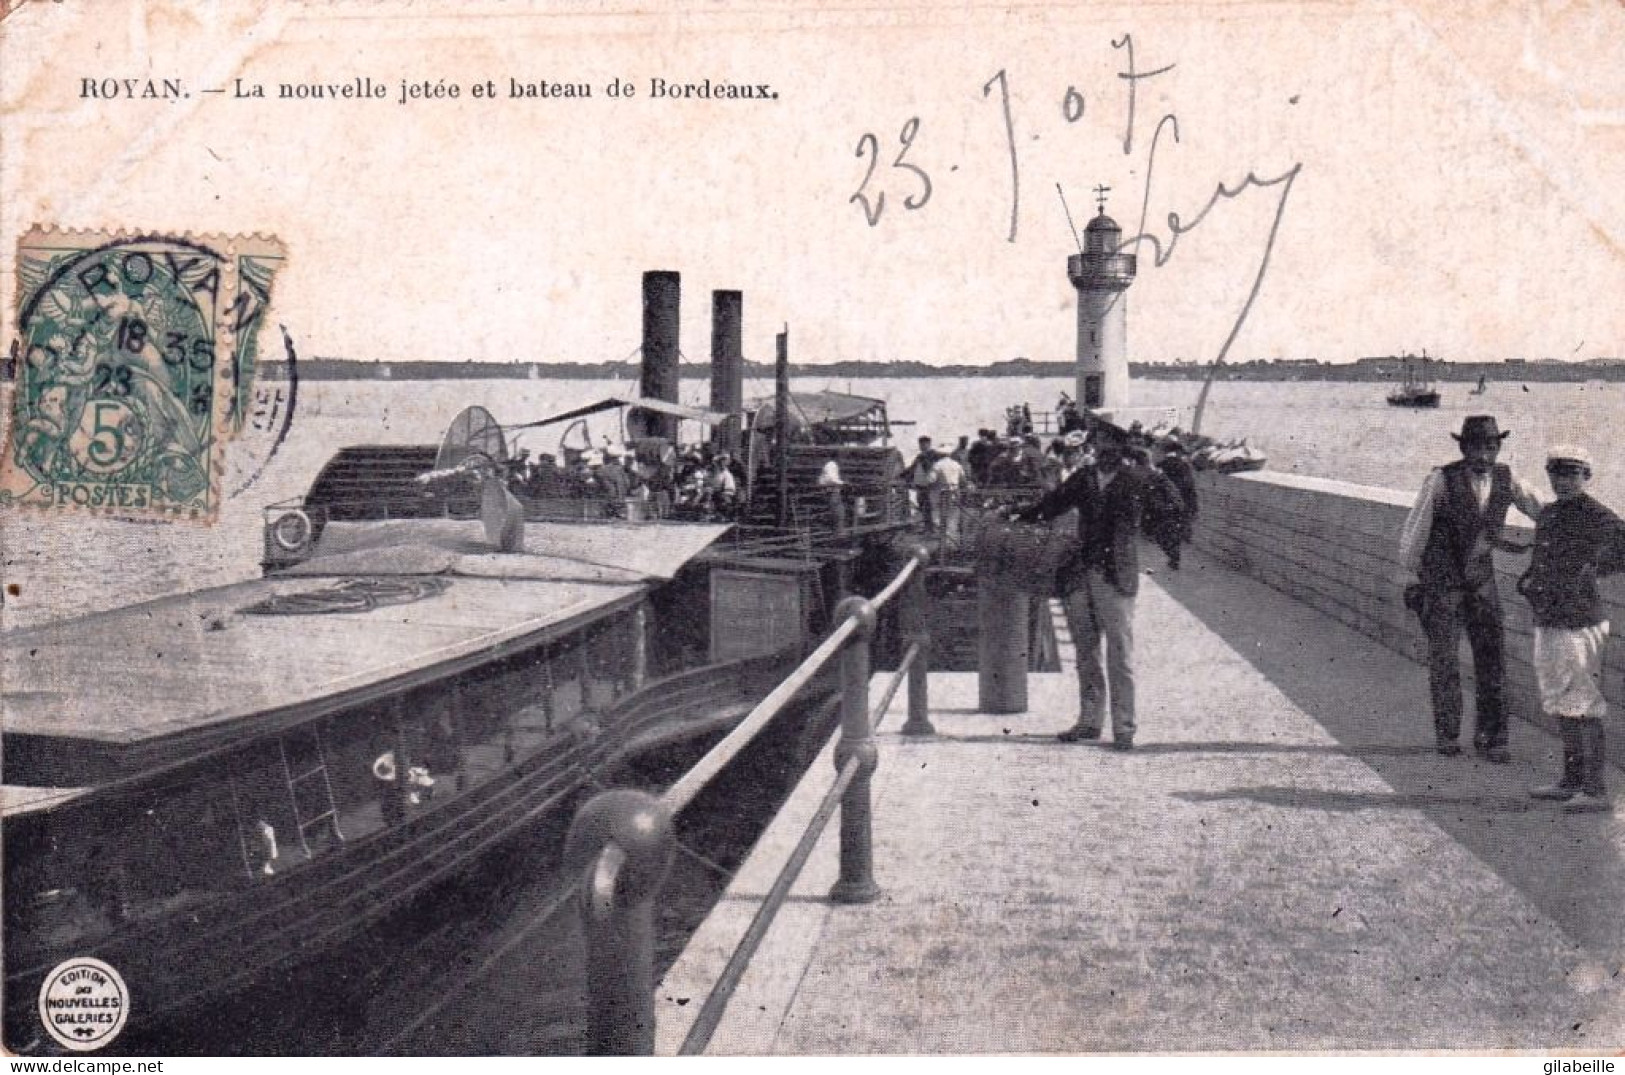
[{"left": 1192, "top": 470, "right": 1625, "bottom": 741}]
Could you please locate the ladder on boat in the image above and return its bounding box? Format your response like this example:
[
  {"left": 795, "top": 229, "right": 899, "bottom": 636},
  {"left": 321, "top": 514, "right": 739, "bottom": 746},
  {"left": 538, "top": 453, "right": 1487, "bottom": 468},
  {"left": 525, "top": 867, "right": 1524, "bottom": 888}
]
[{"left": 279, "top": 725, "right": 345, "bottom": 857}]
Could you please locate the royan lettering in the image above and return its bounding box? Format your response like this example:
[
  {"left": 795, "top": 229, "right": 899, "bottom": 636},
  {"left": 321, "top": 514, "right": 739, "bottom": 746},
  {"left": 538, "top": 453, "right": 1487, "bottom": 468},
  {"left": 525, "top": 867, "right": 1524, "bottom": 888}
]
[{"left": 79, "top": 78, "right": 184, "bottom": 100}]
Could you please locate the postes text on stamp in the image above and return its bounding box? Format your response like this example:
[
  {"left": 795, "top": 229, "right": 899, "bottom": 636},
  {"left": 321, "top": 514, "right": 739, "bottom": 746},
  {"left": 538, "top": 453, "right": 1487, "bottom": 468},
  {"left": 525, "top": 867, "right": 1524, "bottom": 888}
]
[{"left": 2, "top": 228, "right": 286, "bottom": 519}]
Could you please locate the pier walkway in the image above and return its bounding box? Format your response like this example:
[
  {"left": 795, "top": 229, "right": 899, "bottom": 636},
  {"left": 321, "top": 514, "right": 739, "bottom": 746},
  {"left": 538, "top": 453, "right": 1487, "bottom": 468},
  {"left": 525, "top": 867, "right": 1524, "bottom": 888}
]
[{"left": 657, "top": 547, "right": 1625, "bottom": 1054}]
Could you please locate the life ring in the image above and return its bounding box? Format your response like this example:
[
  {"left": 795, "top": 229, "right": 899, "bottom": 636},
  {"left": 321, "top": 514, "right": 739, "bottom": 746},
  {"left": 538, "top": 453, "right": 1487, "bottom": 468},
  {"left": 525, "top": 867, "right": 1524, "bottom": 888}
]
[
  {"left": 372, "top": 751, "right": 398, "bottom": 782},
  {"left": 271, "top": 509, "right": 313, "bottom": 552}
]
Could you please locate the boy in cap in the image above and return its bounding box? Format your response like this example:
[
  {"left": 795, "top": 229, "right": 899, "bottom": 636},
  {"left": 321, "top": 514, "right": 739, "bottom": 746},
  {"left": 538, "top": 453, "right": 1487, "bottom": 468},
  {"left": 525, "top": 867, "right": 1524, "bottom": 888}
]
[
  {"left": 1520, "top": 446, "right": 1625, "bottom": 811},
  {"left": 1398, "top": 416, "right": 1545, "bottom": 760}
]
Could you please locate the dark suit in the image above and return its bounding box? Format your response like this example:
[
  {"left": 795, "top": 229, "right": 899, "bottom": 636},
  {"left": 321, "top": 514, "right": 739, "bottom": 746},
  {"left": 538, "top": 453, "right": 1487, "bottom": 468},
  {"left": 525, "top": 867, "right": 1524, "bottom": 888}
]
[
  {"left": 1021, "top": 464, "right": 1166, "bottom": 742},
  {"left": 1417, "top": 461, "right": 1515, "bottom": 750},
  {"left": 1158, "top": 454, "right": 1199, "bottom": 558}
]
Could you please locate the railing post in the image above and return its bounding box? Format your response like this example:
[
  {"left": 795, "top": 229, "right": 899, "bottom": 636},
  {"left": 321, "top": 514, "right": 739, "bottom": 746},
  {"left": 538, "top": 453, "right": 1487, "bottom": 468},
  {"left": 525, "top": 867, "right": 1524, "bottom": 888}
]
[
  {"left": 829, "top": 595, "right": 880, "bottom": 904},
  {"left": 563, "top": 788, "right": 675, "bottom": 1055},
  {"left": 901, "top": 547, "right": 935, "bottom": 736}
]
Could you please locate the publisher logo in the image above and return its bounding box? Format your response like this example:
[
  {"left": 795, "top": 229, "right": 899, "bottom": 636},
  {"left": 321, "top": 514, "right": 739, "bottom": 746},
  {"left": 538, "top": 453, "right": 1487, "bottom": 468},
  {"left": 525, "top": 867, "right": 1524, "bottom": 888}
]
[{"left": 37, "top": 957, "right": 129, "bottom": 1052}]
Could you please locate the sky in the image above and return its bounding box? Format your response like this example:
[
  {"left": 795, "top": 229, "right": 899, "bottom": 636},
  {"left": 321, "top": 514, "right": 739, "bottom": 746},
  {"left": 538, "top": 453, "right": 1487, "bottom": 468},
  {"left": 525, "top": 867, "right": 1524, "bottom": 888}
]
[{"left": 2, "top": 0, "right": 1623, "bottom": 368}]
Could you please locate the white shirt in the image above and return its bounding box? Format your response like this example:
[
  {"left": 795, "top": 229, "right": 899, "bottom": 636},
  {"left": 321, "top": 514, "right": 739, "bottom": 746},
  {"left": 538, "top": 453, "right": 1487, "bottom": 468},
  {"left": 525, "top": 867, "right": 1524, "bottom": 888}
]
[
  {"left": 1398, "top": 466, "right": 1545, "bottom": 576},
  {"left": 930, "top": 456, "right": 964, "bottom": 488}
]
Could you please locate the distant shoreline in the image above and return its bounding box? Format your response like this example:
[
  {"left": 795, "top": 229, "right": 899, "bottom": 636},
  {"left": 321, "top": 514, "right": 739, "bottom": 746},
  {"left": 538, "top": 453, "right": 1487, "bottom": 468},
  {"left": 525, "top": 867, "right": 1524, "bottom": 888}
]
[
  {"left": 245, "top": 357, "right": 1625, "bottom": 384},
  {"left": 1, "top": 355, "right": 1619, "bottom": 384}
]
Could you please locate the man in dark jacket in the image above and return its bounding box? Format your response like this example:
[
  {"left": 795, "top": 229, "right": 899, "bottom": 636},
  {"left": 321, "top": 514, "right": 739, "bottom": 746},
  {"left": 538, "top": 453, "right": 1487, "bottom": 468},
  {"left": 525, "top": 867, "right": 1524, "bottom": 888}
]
[
  {"left": 987, "top": 437, "right": 1035, "bottom": 487},
  {"left": 596, "top": 447, "right": 632, "bottom": 503},
  {"left": 907, "top": 436, "right": 936, "bottom": 529},
  {"left": 1134, "top": 449, "right": 1189, "bottom": 570},
  {"left": 1018, "top": 421, "right": 1172, "bottom": 750},
  {"left": 1157, "top": 438, "right": 1199, "bottom": 553},
  {"left": 1520, "top": 445, "right": 1625, "bottom": 811},
  {"left": 966, "top": 429, "right": 998, "bottom": 486},
  {"left": 1398, "top": 416, "right": 1545, "bottom": 761}
]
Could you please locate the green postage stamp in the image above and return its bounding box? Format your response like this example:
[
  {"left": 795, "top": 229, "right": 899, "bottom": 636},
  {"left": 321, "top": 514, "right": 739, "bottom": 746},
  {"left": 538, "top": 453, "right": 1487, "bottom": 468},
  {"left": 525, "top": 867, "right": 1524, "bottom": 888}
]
[{"left": 2, "top": 227, "right": 286, "bottom": 519}]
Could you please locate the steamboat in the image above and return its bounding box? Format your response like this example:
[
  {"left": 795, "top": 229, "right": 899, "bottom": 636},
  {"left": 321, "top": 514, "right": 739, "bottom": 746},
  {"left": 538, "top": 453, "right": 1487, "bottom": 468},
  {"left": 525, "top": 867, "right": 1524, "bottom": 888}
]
[{"left": 2, "top": 276, "right": 912, "bottom": 1052}]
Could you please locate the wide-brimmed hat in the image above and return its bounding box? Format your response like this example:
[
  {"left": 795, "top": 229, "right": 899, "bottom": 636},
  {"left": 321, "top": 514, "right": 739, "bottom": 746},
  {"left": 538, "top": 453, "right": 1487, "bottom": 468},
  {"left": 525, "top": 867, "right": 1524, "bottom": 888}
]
[{"left": 1451, "top": 415, "right": 1511, "bottom": 445}]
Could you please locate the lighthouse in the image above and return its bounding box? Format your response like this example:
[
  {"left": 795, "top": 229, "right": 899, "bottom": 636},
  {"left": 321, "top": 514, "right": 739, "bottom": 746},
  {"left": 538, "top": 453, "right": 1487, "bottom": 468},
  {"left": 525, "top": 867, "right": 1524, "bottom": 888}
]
[{"left": 1066, "top": 189, "right": 1137, "bottom": 412}]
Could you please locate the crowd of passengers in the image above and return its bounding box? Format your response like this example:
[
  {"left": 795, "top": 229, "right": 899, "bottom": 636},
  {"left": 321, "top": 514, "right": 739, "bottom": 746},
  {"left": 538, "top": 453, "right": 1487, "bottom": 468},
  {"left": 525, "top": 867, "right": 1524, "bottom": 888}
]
[
  {"left": 897, "top": 406, "right": 1200, "bottom": 561},
  {"left": 501, "top": 441, "right": 749, "bottom": 518}
]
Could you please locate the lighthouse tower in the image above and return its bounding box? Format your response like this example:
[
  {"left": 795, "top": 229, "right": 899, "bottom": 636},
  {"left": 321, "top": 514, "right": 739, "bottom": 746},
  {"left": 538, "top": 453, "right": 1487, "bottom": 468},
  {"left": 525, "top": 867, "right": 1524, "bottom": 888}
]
[{"left": 1066, "top": 190, "right": 1137, "bottom": 412}]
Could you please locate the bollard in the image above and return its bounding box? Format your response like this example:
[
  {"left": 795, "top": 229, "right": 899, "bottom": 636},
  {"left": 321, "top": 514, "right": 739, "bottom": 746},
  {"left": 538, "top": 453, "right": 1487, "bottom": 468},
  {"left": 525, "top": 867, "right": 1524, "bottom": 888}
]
[
  {"left": 562, "top": 788, "right": 675, "bottom": 1055},
  {"left": 977, "top": 581, "right": 1029, "bottom": 713},
  {"left": 901, "top": 547, "right": 935, "bottom": 736},
  {"left": 829, "top": 595, "right": 881, "bottom": 904}
]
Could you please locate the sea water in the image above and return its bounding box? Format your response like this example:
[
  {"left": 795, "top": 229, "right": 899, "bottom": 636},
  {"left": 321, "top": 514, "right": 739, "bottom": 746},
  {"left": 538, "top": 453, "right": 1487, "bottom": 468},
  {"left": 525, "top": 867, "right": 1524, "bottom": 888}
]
[{"left": 3, "top": 376, "right": 1620, "bottom": 629}]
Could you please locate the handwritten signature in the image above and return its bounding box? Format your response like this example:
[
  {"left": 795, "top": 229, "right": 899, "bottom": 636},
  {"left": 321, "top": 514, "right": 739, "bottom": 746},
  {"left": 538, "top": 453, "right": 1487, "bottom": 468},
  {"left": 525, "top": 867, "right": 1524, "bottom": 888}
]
[{"left": 848, "top": 31, "right": 1304, "bottom": 429}]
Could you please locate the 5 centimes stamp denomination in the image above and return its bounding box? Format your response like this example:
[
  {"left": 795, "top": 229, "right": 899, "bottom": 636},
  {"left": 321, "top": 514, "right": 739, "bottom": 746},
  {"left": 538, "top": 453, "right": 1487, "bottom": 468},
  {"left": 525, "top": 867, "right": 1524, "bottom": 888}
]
[
  {"left": 1, "top": 227, "right": 286, "bottom": 520},
  {"left": 36, "top": 957, "right": 129, "bottom": 1052}
]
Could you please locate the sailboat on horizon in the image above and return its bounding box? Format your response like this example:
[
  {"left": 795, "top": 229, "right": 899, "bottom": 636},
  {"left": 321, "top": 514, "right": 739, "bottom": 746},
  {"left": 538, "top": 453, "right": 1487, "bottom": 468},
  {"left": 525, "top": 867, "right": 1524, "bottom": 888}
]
[{"left": 1386, "top": 351, "right": 1441, "bottom": 408}]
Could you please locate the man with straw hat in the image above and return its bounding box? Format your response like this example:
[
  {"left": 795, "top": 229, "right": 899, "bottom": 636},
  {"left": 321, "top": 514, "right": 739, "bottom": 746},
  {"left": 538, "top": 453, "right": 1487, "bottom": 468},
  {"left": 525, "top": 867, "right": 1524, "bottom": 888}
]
[
  {"left": 1398, "top": 415, "right": 1545, "bottom": 761},
  {"left": 1519, "top": 445, "right": 1625, "bottom": 811}
]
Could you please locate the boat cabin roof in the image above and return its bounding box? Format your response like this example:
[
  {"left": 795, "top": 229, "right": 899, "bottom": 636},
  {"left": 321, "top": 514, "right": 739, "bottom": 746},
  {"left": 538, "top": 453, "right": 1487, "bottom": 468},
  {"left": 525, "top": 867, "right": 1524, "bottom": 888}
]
[{"left": 2, "top": 521, "right": 729, "bottom": 793}]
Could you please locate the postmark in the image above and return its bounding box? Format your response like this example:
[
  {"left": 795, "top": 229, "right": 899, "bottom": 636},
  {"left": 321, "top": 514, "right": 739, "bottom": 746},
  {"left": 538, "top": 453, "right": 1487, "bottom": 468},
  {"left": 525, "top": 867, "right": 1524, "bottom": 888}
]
[
  {"left": 36, "top": 957, "right": 129, "bottom": 1052},
  {"left": 2, "top": 227, "right": 286, "bottom": 520}
]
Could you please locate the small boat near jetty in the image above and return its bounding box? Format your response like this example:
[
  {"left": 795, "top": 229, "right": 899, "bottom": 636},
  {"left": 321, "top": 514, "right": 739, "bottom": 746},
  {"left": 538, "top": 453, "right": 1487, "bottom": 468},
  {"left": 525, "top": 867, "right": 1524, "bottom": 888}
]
[
  {"left": 1386, "top": 352, "right": 1441, "bottom": 408},
  {"left": 1188, "top": 437, "right": 1267, "bottom": 474}
]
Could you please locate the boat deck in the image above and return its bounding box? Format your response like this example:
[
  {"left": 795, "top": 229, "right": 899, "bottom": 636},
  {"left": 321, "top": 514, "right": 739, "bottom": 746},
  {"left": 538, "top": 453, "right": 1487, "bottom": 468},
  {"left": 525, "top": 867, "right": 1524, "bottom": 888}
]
[{"left": 658, "top": 545, "right": 1625, "bottom": 1053}]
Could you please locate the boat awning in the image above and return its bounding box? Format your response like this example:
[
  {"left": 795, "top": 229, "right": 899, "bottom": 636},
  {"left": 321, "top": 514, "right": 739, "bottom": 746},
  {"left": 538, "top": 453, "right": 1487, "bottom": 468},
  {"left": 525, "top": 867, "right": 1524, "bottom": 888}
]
[
  {"left": 747, "top": 390, "right": 888, "bottom": 429},
  {"left": 510, "top": 396, "right": 733, "bottom": 430}
]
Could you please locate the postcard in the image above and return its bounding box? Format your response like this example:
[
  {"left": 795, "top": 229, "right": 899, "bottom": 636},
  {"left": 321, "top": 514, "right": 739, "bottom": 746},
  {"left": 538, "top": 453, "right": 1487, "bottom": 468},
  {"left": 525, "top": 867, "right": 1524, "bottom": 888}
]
[{"left": 2, "top": 0, "right": 1623, "bottom": 1061}]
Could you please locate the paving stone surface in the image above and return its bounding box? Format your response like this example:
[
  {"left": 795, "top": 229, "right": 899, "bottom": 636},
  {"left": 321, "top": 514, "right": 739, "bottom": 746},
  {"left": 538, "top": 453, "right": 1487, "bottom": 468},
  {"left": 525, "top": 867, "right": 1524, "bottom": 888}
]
[{"left": 657, "top": 549, "right": 1625, "bottom": 1054}]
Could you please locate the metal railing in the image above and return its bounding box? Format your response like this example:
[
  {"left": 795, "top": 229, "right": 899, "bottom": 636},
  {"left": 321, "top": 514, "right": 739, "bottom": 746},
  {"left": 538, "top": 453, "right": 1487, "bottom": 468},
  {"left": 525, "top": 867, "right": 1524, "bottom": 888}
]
[{"left": 561, "top": 546, "right": 936, "bottom": 1054}]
